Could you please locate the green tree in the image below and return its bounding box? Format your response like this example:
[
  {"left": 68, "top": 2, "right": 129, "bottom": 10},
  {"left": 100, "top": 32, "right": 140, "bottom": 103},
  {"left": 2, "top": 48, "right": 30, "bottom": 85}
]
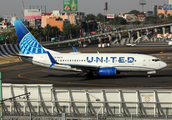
[
  {"left": 96, "top": 13, "right": 105, "bottom": 23},
  {"left": 112, "top": 16, "right": 127, "bottom": 25},
  {"left": 128, "top": 10, "right": 141, "bottom": 16},
  {"left": 41, "top": 24, "right": 60, "bottom": 41},
  {"left": 145, "top": 15, "right": 163, "bottom": 24},
  {"left": 86, "top": 14, "right": 96, "bottom": 22},
  {"left": 0, "top": 17, "right": 4, "bottom": 22},
  {"left": 1, "top": 31, "right": 10, "bottom": 44},
  {"left": 49, "top": 26, "right": 60, "bottom": 38},
  {"left": 30, "top": 29, "right": 40, "bottom": 39},
  {"left": 9, "top": 29, "right": 18, "bottom": 44},
  {"left": 164, "top": 14, "right": 172, "bottom": 22},
  {"left": 133, "top": 21, "right": 141, "bottom": 25},
  {"left": 0, "top": 29, "right": 17, "bottom": 44},
  {"left": 63, "top": 24, "right": 80, "bottom": 38}
]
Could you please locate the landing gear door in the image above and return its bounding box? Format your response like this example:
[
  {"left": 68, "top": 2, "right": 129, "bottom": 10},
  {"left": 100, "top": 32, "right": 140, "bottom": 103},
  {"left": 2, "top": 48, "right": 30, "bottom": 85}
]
[{"left": 143, "top": 58, "right": 147, "bottom": 66}]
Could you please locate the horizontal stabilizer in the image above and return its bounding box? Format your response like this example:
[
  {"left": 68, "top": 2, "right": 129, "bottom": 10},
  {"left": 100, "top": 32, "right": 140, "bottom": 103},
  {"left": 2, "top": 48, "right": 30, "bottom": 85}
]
[
  {"left": 47, "top": 51, "right": 58, "bottom": 69},
  {"left": 16, "top": 54, "right": 33, "bottom": 58}
]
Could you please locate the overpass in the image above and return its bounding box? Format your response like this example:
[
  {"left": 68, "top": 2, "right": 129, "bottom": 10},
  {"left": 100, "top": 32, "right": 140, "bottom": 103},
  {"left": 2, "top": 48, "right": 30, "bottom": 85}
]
[
  {"left": 42, "top": 22, "right": 172, "bottom": 47},
  {"left": 1, "top": 22, "right": 172, "bottom": 47}
]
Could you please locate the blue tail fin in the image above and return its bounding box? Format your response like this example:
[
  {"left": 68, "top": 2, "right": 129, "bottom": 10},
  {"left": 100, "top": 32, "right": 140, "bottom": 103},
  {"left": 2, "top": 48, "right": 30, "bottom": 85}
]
[
  {"left": 14, "top": 21, "right": 46, "bottom": 54},
  {"left": 72, "top": 46, "right": 78, "bottom": 52}
]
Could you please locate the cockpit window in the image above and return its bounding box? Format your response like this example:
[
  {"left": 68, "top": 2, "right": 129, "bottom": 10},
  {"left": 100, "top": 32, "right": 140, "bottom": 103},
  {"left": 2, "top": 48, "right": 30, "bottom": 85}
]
[{"left": 152, "top": 59, "right": 160, "bottom": 62}]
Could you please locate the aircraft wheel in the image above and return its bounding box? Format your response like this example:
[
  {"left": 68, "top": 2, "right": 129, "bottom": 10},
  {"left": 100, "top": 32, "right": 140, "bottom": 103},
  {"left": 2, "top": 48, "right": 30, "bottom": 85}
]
[
  {"left": 147, "top": 74, "right": 150, "bottom": 78},
  {"left": 85, "top": 72, "right": 94, "bottom": 79}
]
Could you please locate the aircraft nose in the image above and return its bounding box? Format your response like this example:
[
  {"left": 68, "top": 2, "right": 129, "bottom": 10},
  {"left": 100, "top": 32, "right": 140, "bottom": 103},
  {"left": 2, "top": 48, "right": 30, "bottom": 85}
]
[{"left": 161, "top": 61, "right": 167, "bottom": 69}]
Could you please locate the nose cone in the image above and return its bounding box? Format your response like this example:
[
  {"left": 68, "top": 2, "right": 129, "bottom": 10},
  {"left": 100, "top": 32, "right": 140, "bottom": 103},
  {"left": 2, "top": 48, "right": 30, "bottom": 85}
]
[{"left": 161, "top": 61, "right": 167, "bottom": 69}]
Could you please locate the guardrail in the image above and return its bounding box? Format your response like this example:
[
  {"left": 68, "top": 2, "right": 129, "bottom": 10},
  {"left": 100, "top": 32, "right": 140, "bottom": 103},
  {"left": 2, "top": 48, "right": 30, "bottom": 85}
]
[{"left": 41, "top": 22, "right": 172, "bottom": 47}]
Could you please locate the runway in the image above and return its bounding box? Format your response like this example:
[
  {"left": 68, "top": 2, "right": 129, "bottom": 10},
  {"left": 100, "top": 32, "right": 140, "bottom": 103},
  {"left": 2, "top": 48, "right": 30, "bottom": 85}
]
[{"left": 0, "top": 42, "right": 172, "bottom": 88}]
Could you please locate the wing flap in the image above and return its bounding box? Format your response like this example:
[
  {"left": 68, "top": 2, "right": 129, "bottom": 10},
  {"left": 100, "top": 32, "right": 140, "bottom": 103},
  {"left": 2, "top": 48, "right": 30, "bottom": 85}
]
[{"left": 61, "top": 63, "right": 100, "bottom": 71}]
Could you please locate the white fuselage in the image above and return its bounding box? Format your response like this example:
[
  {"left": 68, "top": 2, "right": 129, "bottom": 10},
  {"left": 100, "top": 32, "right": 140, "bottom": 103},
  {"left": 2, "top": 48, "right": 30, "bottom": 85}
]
[{"left": 20, "top": 52, "right": 167, "bottom": 74}]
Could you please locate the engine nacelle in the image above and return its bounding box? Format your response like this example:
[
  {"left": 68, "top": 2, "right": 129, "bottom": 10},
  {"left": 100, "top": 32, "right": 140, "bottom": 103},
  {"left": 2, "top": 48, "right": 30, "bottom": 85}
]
[{"left": 98, "top": 67, "right": 116, "bottom": 76}]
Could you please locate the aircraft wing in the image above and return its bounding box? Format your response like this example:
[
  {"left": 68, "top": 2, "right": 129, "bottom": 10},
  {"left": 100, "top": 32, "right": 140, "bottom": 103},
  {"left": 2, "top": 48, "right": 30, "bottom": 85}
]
[
  {"left": 15, "top": 54, "right": 33, "bottom": 58},
  {"left": 62, "top": 63, "right": 100, "bottom": 71}
]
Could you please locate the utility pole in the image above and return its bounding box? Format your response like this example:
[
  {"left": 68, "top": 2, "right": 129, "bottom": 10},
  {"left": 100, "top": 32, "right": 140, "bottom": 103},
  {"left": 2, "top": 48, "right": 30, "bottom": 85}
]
[
  {"left": 0, "top": 72, "right": 3, "bottom": 120},
  {"left": 79, "top": 26, "right": 82, "bottom": 47}
]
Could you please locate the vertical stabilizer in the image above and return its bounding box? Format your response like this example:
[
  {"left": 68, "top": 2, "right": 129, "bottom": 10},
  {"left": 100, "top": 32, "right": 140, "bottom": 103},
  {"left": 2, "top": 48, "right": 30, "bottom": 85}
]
[{"left": 14, "top": 21, "right": 46, "bottom": 54}]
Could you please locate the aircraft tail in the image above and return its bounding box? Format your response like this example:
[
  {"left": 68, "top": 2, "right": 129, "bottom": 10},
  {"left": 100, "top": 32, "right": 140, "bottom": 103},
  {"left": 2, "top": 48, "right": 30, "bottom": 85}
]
[{"left": 14, "top": 21, "right": 46, "bottom": 54}]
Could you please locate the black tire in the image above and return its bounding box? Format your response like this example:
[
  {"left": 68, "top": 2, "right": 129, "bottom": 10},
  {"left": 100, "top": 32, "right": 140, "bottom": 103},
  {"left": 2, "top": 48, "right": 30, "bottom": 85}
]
[{"left": 85, "top": 72, "right": 94, "bottom": 79}]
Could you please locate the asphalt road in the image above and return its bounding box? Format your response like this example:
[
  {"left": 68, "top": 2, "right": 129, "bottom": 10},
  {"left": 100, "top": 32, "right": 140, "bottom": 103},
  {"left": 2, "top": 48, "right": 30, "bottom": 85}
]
[{"left": 0, "top": 41, "right": 172, "bottom": 89}]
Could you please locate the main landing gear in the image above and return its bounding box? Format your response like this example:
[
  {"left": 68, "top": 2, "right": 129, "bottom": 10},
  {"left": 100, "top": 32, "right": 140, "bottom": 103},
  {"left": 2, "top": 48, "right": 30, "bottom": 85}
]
[
  {"left": 147, "top": 74, "right": 151, "bottom": 78},
  {"left": 85, "top": 72, "right": 94, "bottom": 79}
]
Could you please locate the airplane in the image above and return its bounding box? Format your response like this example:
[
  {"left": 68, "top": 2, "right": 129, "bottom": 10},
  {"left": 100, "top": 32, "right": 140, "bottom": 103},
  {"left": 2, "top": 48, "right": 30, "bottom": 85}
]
[{"left": 14, "top": 21, "right": 167, "bottom": 78}]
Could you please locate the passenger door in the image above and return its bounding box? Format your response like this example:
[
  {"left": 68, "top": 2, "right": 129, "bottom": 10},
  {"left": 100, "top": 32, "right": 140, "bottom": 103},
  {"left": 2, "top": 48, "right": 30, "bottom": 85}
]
[{"left": 143, "top": 58, "right": 147, "bottom": 66}]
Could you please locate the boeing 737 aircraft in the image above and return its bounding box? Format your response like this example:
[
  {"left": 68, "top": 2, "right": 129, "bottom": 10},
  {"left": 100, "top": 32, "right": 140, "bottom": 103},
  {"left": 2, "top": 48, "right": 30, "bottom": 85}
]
[{"left": 14, "top": 21, "right": 167, "bottom": 78}]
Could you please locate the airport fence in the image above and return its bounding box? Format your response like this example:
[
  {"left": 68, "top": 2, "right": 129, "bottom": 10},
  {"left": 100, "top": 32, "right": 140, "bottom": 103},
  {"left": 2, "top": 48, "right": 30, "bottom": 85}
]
[{"left": 3, "top": 114, "right": 172, "bottom": 120}]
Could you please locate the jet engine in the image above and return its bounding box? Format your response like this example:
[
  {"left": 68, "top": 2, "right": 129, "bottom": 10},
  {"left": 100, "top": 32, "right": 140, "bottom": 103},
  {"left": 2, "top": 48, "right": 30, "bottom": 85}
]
[{"left": 98, "top": 67, "right": 116, "bottom": 76}]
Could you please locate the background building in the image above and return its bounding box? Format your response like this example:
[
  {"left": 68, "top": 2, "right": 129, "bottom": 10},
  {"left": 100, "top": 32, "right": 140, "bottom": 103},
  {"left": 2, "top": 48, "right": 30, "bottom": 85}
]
[
  {"left": 41, "top": 10, "right": 85, "bottom": 30},
  {"left": 45, "top": 17, "right": 70, "bottom": 31},
  {"left": 153, "top": 5, "right": 158, "bottom": 15},
  {"left": 169, "top": 0, "right": 172, "bottom": 5}
]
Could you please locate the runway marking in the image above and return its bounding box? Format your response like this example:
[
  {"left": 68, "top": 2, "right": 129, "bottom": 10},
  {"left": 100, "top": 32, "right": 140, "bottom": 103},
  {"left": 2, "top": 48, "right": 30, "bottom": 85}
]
[
  {"left": 0, "top": 64, "right": 31, "bottom": 70},
  {"left": 42, "top": 69, "right": 59, "bottom": 73},
  {"left": 18, "top": 69, "right": 171, "bottom": 88},
  {"left": 18, "top": 69, "right": 125, "bottom": 87}
]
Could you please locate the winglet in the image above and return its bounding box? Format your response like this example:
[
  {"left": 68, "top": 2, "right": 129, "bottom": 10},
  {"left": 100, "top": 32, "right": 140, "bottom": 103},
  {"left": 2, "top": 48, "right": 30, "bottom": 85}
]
[
  {"left": 72, "top": 46, "right": 78, "bottom": 52},
  {"left": 47, "top": 51, "right": 58, "bottom": 69}
]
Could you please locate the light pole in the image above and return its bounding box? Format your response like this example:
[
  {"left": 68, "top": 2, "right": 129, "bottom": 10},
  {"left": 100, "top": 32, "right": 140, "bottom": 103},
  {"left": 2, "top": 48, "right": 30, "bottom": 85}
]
[
  {"left": 79, "top": 26, "right": 82, "bottom": 47},
  {"left": 76, "top": 30, "right": 78, "bottom": 38},
  {"left": 56, "top": 31, "right": 57, "bottom": 39},
  {"left": 87, "top": 23, "right": 89, "bottom": 35},
  {"left": 40, "top": 32, "right": 41, "bottom": 43},
  {"left": 97, "top": 105, "right": 103, "bottom": 120}
]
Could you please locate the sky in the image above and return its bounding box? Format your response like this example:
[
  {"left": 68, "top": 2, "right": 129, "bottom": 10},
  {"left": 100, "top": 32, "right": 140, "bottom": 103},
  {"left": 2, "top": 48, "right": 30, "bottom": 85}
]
[{"left": 0, "top": 0, "right": 169, "bottom": 18}]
